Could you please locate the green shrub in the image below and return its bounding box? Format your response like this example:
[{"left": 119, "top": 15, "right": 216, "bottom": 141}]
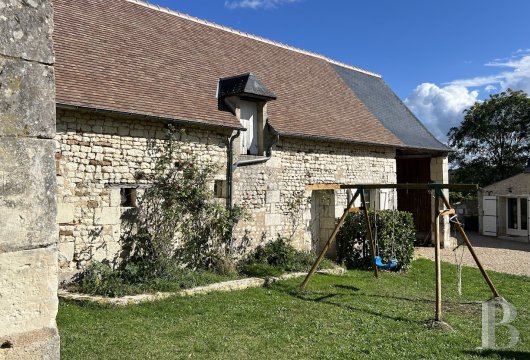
[
  {"left": 239, "top": 263, "right": 283, "bottom": 277},
  {"left": 240, "top": 235, "right": 324, "bottom": 274},
  {"left": 336, "top": 209, "right": 415, "bottom": 270}
]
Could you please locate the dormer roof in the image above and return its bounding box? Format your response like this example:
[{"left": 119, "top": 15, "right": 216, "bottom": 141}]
[{"left": 218, "top": 73, "right": 277, "bottom": 101}]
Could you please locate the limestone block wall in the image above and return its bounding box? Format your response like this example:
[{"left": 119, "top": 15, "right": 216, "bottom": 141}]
[
  {"left": 55, "top": 109, "right": 229, "bottom": 278},
  {"left": 233, "top": 137, "right": 396, "bottom": 252},
  {"left": 55, "top": 109, "right": 397, "bottom": 272},
  {"left": 0, "top": 0, "right": 59, "bottom": 358},
  {"left": 430, "top": 156, "right": 451, "bottom": 247},
  {"left": 311, "top": 189, "right": 339, "bottom": 256}
]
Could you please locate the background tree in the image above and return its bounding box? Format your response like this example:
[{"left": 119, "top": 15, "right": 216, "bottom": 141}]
[{"left": 448, "top": 89, "right": 530, "bottom": 188}]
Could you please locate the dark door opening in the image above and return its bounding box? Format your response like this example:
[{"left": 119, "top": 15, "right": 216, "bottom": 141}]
[{"left": 396, "top": 157, "right": 431, "bottom": 243}]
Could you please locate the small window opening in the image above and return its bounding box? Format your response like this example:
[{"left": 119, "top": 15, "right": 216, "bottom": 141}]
[
  {"left": 214, "top": 180, "right": 228, "bottom": 198},
  {"left": 121, "top": 188, "right": 137, "bottom": 207},
  {"left": 1, "top": 341, "right": 13, "bottom": 349}
]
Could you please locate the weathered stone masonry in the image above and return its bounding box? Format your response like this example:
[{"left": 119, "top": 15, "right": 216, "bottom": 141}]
[
  {"left": 0, "top": 1, "right": 59, "bottom": 358},
  {"left": 56, "top": 108, "right": 396, "bottom": 275},
  {"left": 55, "top": 109, "right": 229, "bottom": 278},
  {"left": 234, "top": 138, "right": 396, "bottom": 252}
]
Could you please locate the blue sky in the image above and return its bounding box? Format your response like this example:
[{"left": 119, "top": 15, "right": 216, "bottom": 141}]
[{"left": 146, "top": 0, "right": 530, "bottom": 141}]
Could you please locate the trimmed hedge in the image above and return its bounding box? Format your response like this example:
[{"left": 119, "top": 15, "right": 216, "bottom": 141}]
[{"left": 336, "top": 209, "right": 415, "bottom": 270}]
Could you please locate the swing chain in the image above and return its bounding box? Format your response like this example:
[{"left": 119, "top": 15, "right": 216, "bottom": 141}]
[{"left": 375, "top": 190, "right": 397, "bottom": 261}]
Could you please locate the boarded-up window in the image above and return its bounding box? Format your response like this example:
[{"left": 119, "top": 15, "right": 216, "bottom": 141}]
[
  {"left": 214, "top": 179, "right": 228, "bottom": 198},
  {"left": 240, "top": 100, "right": 258, "bottom": 155}
]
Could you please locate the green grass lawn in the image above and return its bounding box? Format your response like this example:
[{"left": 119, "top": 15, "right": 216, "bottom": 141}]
[{"left": 57, "top": 259, "right": 529, "bottom": 359}]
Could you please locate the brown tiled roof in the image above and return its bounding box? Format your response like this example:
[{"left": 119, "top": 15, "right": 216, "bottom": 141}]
[{"left": 54, "top": 0, "right": 403, "bottom": 146}]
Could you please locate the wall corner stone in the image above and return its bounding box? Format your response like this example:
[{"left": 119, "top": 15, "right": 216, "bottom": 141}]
[{"left": 0, "top": 0, "right": 59, "bottom": 358}]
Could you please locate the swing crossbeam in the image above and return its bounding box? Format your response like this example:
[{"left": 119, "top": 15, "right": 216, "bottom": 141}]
[
  {"left": 305, "top": 183, "right": 478, "bottom": 191},
  {"left": 300, "top": 182, "right": 500, "bottom": 324}
]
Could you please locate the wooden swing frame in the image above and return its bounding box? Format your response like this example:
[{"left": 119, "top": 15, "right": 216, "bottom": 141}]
[{"left": 300, "top": 183, "right": 500, "bottom": 323}]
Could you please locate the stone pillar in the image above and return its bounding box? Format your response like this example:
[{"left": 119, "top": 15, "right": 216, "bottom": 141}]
[
  {"left": 0, "top": 1, "right": 59, "bottom": 359},
  {"left": 430, "top": 156, "right": 452, "bottom": 248}
]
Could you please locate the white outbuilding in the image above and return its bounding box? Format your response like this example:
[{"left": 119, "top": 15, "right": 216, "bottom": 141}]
[{"left": 479, "top": 162, "right": 530, "bottom": 243}]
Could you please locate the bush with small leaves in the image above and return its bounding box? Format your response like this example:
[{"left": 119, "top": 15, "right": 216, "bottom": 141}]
[
  {"left": 336, "top": 209, "right": 415, "bottom": 270},
  {"left": 240, "top": 235, "right": 333, "bottom": 275}
]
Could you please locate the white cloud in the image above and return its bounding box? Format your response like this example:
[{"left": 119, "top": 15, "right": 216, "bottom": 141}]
[
  {"left": 405, "top": 84, "right": 479, "bottom": 141},
  {"left": 449, "top": 52, "right": 530, "bottom": 94},
  {"left": 484, "top": 85, "right": 496, "bottom": 93},
  {"left": 224, "top": 0, "right": 301, "bottom": 10},
  {"left": 405, "top": 50, "right": 530, "bottom": 142}
]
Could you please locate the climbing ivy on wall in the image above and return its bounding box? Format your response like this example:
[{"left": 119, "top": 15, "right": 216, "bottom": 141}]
[{"left": 120, "top": 126, "right": 247, "bottom": 276}]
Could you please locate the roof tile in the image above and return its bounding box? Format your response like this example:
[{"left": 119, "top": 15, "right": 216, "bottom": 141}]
[{"left": 54, "top": 0, "right": 403, "bottom": 146}]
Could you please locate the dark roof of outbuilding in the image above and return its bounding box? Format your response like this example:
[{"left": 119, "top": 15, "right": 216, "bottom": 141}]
[
  {"left": 54, "top": 0, "right": 444, "bottom": 152},
  {"left": 332, "top": 64, "right": 450, "bottom": 152},
  {"left": 218, "top": 73, "right": 277, "bottom": 100}
]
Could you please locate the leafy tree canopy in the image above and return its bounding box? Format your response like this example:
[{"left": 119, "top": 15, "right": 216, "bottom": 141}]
[{"left": 447, "top": 89, "right": 530, "bottom": 187}]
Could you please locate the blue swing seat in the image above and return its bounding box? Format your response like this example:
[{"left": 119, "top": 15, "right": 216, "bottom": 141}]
[{"left": 374, "top": 256, "right": 398, "bottom": 270}]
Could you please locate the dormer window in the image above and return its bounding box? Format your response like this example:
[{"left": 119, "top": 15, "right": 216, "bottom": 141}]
[{"left": 218, "top": 73, "right": 277, "bottom": 156}]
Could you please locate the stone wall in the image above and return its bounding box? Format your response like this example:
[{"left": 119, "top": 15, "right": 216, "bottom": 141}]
[
  {"left": 0, "top": 1, "right": 59, "bottom": 358},
  {"left": 233, "top": 137, "right": 396, "bottom": 252},
  {"left": 55, "top": 109, "right": 229, "bottom": 278},
  {"left": 55, "top": 109, "right": 397, "bottom": 274},
  {"left": 430, "top": 156, "right": 451, "bottom": 247}
]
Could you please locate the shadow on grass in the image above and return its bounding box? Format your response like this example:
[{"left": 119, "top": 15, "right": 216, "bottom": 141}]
[
  {"left": 355, "top": 292, "right": 480, "bottom": 306},
  {"left": 272, "top": 284, "right": 425, "bottom": 325},
  {"left": 60, "top": 298, "right": 117, "bottom": 310},
  {"left": 464, "top": 349, "right": 530, "bottom": 359},
  {"left": 271, "top": 281, "right": 482, "bottom": 325},
  {"left": 333, "top": 283, "right": 480, "bottom": 308},
  {"left": 334, "top": 284, "right": 360, "bottom": 291},
  {"left": 311, "top": 293, "right": 338, "bottom": 302},
  {"left": 298, "top": 292, "right": 423, "bottom": 324}
]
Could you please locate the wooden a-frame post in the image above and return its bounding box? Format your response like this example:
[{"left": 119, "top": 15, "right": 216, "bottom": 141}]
[
  {"left": 301, "top": 183, "right": 501, "bottom": 323},
  {"left": 438, "top": 190, "right": 500, "bottom": 298},
  {"left": 301, "top": 188, "right": 378, "bottom": 289},
  {"left": 360, "top": 189, "right": 379, "bottom": 279},
  {"left": 433, "top": 186, "right": 442, "bottom": 321}
]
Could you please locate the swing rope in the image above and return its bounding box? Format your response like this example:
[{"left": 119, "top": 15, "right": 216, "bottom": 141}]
[
  {"left": 374, "top": 208, "right": 379, "bottom": 256},
  {"left": 390, "top": 190, "right": 396, "bottom": 259},
  {"left": 373, "top": 190, "right": 398, "bottom": 270},
  {"left": 450, "top": 214, "right": 465, "bottom": 296}
]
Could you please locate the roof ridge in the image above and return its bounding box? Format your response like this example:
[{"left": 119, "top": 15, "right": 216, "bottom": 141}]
[{"left": 125, "top": 0, "right": 382, "bottom": 78}]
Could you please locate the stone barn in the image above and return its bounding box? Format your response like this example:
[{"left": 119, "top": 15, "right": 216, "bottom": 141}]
[{"left": 53, "top": 0, "right": 450, "bottom": 279}]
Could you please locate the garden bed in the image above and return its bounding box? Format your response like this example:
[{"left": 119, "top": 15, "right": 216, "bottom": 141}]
[{"left": 58, "top": 268, "right": 345, "bottom": 305}]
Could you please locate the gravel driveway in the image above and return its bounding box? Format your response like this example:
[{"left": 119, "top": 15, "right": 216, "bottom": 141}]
[{"left": 415, "top": 232, "right": 530, "bottom": 277}]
